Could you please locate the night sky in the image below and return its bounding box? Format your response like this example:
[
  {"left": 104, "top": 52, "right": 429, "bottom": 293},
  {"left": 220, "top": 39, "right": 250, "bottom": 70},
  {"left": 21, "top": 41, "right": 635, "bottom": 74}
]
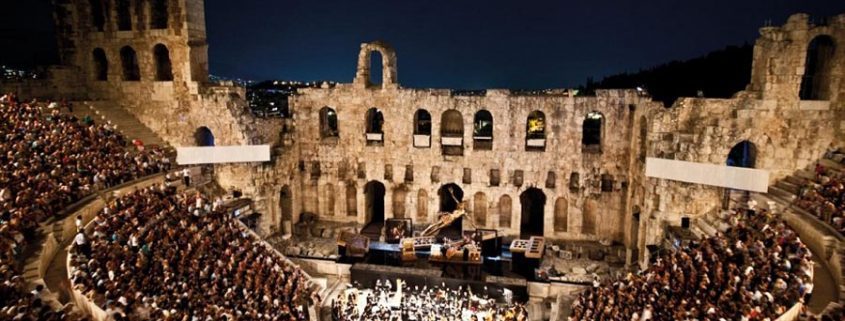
[{"left": 2, "top": 0, "right": 844, "bottom": 89}]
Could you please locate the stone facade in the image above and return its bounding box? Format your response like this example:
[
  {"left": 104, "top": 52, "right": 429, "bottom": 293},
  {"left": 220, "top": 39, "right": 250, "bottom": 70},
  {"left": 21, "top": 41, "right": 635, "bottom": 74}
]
[{"left": 4, "top": 3, "right": 845, "bottom": 266}]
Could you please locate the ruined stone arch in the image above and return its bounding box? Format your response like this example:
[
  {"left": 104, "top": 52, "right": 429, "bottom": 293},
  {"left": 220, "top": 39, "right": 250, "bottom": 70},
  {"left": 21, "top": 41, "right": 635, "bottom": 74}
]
[
  {"left": 441, "top": 109, "right": 464, "bottom": 155},
  {"left": 345, "top": 184, "right": 358, "bottom": 217},
  {"left": 116, "top": 0, "right": 132, "bottom": 31},
  {"left": 519, "top": 188, "right": 546, "bottom": 238},
  {"left": 150, "top": 0, "right": 169, "bottom": 29},
  {"left": 554, "top": 197, "right": 568, "bottom": 232},
  {"left": 526, "top": 110, "right": 546, "bottom": 151},
  {"left": 119, "top": 46, "right": 140, "bottom": 81},
  {"left": 153, "top": 44, "right": 173, "bottom": 81},
  {"left": 194, "top": 126, "right": 214, "bottom": 146},
  {"left": 582, "top": 199, "right": 598, "bottom": 235},
  {"left": 414, "top": 109, "right": 432, "bottom": 135},
  {"left": 800, "top": 35, "right": 836, "bottom": 101},
  {"left": 92, "top": 48, "right": 108, "bottom": 81},
  {"left": 726, "top": 140, "right": 757, "bottom": 168},
  {"left": 88, "top": 0, "right": 106, "bottom": 31},
  {"left": 583, "top": 111, "right": 604, "bottom": 153},
  {"left": 392, "top": 185, "right": 409, "bottom": 219},
  {"left": 365, "top": 108, "right": 384, "bottom": 134},
  {"left": 473, "top": 109, "right": 493, "bottom": 150},
  {"left": 319, "top": 106, "right": 339, "bottom": 138},
  {"left": 473, "top": 192, "right": 488, "bottom": 227},
  {"left": 416, "top": 189, "right": 428, "bottom": 221},
  {"left": 498, "top": 195, "right": 512, "bottom": 228},
  {"left": 354, "top": 42, "right": 398, "bottom": 89}
]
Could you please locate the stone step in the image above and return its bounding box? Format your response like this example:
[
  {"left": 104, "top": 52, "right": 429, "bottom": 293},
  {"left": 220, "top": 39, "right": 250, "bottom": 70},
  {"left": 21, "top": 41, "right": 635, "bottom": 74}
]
[
  {"left": 775, "top": 180, "right": 800, "bottom": 195},
  {"left": 819, "top": 158, "right": 844, "bottom": 171},
  {"left": 768, "top": 186, "right": 797, "bottom": 201},
  {"left": 785, "top": 174, "right": 809, "bottom": 187},
  {"left": 73, "top": 101, "right": 169, "bottom": 148}
]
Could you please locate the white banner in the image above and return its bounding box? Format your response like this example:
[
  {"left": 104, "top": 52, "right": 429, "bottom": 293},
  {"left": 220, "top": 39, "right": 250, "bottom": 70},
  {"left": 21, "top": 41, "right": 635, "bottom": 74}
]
[
  {"left": 645, "top": 157, "right": 769, "bottom": 192},
  {"left": 176, "top": 145, "right": 271, "bottom": 165}
]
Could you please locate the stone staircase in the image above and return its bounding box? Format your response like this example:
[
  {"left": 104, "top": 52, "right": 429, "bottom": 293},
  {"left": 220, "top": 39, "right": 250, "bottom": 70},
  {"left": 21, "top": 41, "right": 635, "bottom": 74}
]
[{"left": 71, "top": 101, "right": 169, "bottom": 148}]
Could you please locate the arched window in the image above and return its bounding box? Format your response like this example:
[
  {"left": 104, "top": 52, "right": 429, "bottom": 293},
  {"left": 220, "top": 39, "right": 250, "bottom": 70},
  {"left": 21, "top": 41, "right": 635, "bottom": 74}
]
[
  {"left": 526, "top": 110, "right": 545, "bottom": 151},
  {"left": 92, "top": 48, "right": 108, "bottom": 81},
  {"left": 120, "top": 46, "right": 140, "bottom": 81},
  {"left": 726, "top": 140, "right": 757, "bottom": 168},
  {"left": 499, "top": 195, "right": 512, "bottom": 228},
  {"left": 392, "top": 186, "right": 407, "bottom": 219},
  {"left": 365, "top": 108, "right": 384, "bottom": 145},
  {"left": 583, "top": 111, "right": 603, "bottom": 153},
  {"left": 414, "top": 109, "right": 432, "bottom": 135},
  {"left": 441, "top": 109, "right": 464, "bottom": 156},
  {"left": 346, "top": 185, "right": 358, "bottom": 217},
  {"left": 473, "top": 110, "right": 493, "bottom": 150},
  {"left": 116, "top": 0, "right": 132, "bottom": 31},
  {"left": 369, "top": 51, "right": 384, "bottom": 86},
  {"left": 151, "top": 0, "right": 169, "bottom": 29},
  {"left": 319, "top": 107, "right": 339, "bottom": 139},
  {"left": 800, "top": 35, "right": 836, "bottom": 101},
  {"left": 413, "top": 109, "right": 431, "bottom": 147},
  {"left": 153, "top": 44, "right": 173, "bottom": 81},
  {"left": 582, "top": 199, "right": 597, "bottom": 235},
  {"left": 89, "top": 0, "right": 105, "bottom": 31},
  {"left": 554, "top": 198, "right": 568, "bottom": 232},
  {"left": 195, "top": 127, "right": 214, "bottom": 146},
  {"left": 474, "top": 192, "right": 488, "bottom": 227},
  {"left": 417, "top": 189, "right": 428, "bottom": 221}
]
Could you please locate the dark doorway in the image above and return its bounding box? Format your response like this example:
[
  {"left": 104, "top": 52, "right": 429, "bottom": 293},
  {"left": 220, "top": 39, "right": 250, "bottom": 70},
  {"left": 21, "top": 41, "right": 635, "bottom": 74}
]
[
  {"left": 362, "top": 181, "right": 386, "bottom": 240},
  {"left": 153, "top": 44, "right": 173, "bottom": 81},
  {"left": 280, "top": 186, "right": 292, "bottom": 222},
  {"left": 726, "top": 140, "right": 757, "bottom": 168},
  {"left": 437, "top": 183, "right": 464, "bottom": 239},
  {"left": 195, "top": 127, "right": 214, "bottom": 146},
  {"left": 800, "top": 35, "right": 836, "bottom": 101},
  {"left": 520, "top": 188, "right": 546, "bottom": 238}
]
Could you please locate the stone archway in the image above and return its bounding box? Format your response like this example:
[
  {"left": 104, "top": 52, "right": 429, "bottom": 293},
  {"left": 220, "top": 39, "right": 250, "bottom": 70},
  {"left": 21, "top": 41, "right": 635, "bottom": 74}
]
[
  {"left": 726, "top": 140, "right": 757, "bottom": 168},
  {"left": 195, "top": 127, "right": 214, "bottom": 146},
  {"left": 519, "top": 188, "right": 546, "bottom": 238},
  {"left": 362, "top": 181, "right": 386, "bottom": 240},
  {"left": 437, "top": 183, "right": 464, "bottom": 239}
]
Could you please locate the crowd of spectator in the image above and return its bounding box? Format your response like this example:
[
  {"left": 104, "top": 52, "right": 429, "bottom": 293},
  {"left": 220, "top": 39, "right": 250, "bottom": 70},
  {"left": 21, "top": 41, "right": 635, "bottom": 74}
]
[
  {"left": 331, "top": 280, "right": 528, "bottom": 321},
  {"left": 1, "top": 93, "right": 169, "bottom": 320},
  {"left": 69, "top": 186, "right": 318, "bottom": 320},
  {"left": 570, "top": 208, "right": 813, "bottom": 321},
  {"left": 794, "top": 158, "right": 845, "bottom": 235}
]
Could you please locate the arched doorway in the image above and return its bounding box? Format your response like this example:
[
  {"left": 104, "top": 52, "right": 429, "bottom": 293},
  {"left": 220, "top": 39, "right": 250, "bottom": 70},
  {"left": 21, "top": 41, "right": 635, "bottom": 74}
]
[
  {"left": 362, "top": 181, "right": 386, "bottom": 240},
  {"left": 800, "top": 35, "right": 836, "bottom": 101},
  {"left": 725, "top": 140, "right": 757, "bottom": 208},
  {"left": 279, "top": 186, "right": 292, "bottom": 234},
  {"left": 195, "top": 127, "right": 214, "bottom": 146},
  {"left": 437, "top": 183, "right": 464, "bottom": 239},
  {"left": 726, "top": 140, "right": 757, "bottom": 168},
  {"left": 520, "top": 188, "right": 546, "bottom": 238}
]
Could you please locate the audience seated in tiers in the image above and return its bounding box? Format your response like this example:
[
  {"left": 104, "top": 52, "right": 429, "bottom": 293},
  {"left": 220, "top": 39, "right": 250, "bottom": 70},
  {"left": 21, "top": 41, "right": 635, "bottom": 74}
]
[
  {"left": 570, "top": 208, "right": 813, "bottom": 321},
  {"left": 331, "top": 279, "right": 528, "bottom": 321},
  {"left": 69, "top": 187, "right": 319, "bottom": 320},
  {"left": 1, "top": 93, "right": 169, "bottom": 320},
  {"left": 794, "top": 157, "right": 845, "bottom": 235}
]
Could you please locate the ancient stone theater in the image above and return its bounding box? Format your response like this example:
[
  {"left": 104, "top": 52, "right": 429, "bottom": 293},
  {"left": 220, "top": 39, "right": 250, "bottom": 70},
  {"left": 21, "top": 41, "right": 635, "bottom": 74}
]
[{"left": 1, "top": 1, "right": 845, "bottom": 321}]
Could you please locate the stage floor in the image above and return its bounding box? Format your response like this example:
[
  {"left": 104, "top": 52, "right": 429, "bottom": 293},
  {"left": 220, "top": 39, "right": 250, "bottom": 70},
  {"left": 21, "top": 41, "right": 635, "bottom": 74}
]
[{"left": 340, "top": 241, "right": 538, "bottom": 283}]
